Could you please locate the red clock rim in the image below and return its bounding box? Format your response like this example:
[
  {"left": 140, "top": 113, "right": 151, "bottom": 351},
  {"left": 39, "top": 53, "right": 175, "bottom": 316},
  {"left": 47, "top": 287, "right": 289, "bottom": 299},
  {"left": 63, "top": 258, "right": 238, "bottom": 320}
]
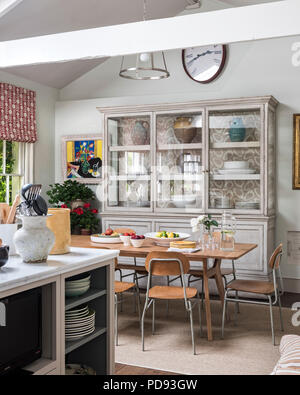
[{"left": 182, "top": 45, "right": 227, "bottom": 84}]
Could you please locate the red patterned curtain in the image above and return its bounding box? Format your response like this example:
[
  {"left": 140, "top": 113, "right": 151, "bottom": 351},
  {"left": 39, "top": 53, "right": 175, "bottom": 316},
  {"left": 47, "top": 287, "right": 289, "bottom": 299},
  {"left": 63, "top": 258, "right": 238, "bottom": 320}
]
[{"left": 0, "top": 82, "right": 37, "bottom": 143}]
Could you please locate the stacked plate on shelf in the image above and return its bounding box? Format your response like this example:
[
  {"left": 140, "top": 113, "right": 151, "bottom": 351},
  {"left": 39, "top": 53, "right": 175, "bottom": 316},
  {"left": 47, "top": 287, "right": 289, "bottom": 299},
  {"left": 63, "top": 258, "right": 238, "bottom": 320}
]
[
  {"left": 65, "top": 305, "right": 96, "bottom": 342},
  {"left": 218, "top": 161, "right": 256, "bottom": 175},
  {"left": 65, "top": 273, "right": 91, "bottom": 298},
  {"left": 235, "top": 201, "right": 260, "bottom": 210}
]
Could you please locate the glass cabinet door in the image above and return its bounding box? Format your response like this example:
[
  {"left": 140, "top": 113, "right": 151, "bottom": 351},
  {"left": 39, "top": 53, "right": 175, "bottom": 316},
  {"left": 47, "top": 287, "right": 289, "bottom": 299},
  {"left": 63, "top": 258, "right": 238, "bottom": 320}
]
[
  {"left": 155, "top": 111, "right": 204, "bottom": 212},
  {"left": 208, "top": 108, "right": 262, "bottom": 213},
  {"left": 106, "top": 114, "right": 152, "bottom": 210}
]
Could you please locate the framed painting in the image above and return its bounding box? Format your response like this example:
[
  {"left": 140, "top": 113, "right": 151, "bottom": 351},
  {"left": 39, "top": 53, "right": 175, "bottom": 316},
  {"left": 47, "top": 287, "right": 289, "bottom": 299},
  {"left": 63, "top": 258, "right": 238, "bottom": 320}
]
[
  {"left": 62, "top": 135, "right": 103, "bottom": 184},
  {"left": 293, "top": 115, "right": 300, "bottom": 189}
]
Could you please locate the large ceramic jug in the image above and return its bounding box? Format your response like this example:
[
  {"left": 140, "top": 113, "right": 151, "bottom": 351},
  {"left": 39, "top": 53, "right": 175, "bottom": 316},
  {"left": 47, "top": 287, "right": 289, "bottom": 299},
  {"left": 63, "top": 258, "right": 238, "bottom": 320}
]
[
  {"left": 14, "top": 216, "right": 55, "bottom": 263},
  {"left": 132, "top": 121, "right": 149, "bottom": 145}
]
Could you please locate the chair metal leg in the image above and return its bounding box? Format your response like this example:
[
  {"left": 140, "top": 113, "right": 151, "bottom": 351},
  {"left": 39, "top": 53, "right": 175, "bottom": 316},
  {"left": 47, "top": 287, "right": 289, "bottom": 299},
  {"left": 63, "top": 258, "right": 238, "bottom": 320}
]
[
  {"left": 141, "top": 300, "right": 148, "bottom": 351},
  {"left": 278, "top": 294, "right": 284, "bottom": 332},
  {"left": 120, "top": 293, "right": 123, "bottom": 313},
  {"left": 198, "top": 293, "right": 202, "bottom": 337},
  {"left": 166, "top": 276, "right": 169, "bottom": 317},
  {"left": 115, "top": 294, "right": 119, "bottom": 346},
  {"left": 201, "top": 277, "right": 204, "bottom": 310},
  {"left": 268, "top": 295, "right": 275, "bottom": 346},
  {"left": 235, "top": 291, "right": 240, "bottom": 314},
  {"left": 221, "top": 293, "right": 228, "bottom": 339},
  {"left": 187, "top": 301, "right": 196, "bottom": 355},
  {"left": 152, "top": 299, "right": 156, "bottom": 335}
]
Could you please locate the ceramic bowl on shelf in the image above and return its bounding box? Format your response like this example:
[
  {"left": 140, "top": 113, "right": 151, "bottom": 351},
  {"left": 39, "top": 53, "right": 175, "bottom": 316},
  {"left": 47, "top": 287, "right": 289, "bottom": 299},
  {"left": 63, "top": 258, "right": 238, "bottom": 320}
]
[
  {"left": 223, "top": 161, "right": 249, "bottom": 169},
  {"left": 171, "top": 195, "right": 196, "bottom": 208},
  {"left": 130, "top": 238, "right": 145, "bottom": 248},
  {"left": 65, "top": 284, "right": 90, "bottom": 298}
]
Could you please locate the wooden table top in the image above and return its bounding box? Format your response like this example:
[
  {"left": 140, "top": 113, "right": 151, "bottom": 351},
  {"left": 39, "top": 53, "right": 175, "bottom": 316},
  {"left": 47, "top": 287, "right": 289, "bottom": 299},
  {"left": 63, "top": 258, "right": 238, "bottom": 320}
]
[{"left": 71, "top": 235, "right": 257, "bottom": 261}]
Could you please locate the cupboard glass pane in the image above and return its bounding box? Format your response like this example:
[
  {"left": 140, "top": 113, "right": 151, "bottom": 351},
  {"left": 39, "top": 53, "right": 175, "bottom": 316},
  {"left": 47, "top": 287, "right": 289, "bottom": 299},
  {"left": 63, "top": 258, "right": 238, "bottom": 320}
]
[
  {"left": 155, "top": 111, "right": 204, "bottom": 210},
  {"left": 208, "top": 109, "right": 261, "bottom": 211},
  {"left": 108, "top": 115, "right": 150, "bottom": 147}
]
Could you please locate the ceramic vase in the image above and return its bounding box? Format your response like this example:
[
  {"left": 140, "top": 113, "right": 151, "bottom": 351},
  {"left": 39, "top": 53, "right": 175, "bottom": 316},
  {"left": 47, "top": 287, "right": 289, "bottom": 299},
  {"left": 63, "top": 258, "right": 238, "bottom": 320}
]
[
  {"left": 14, "top": 216, "right": 55, "bottom": 263},
  {"left": 229, "top": 117, "right": 246, "bottom": 142},
  {"left": 132, "top": 121, "right": 149, "bottom": 145}
]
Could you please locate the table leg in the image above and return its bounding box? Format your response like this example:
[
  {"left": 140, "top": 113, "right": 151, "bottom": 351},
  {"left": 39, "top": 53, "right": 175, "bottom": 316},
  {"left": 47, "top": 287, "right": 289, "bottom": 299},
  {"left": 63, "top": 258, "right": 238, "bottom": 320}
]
[
  {"left": 214, "top": 259, "right": 225, "bottom": 305},
  {"left": 203, "top": 259, "right": 213, "bottom": 341}
]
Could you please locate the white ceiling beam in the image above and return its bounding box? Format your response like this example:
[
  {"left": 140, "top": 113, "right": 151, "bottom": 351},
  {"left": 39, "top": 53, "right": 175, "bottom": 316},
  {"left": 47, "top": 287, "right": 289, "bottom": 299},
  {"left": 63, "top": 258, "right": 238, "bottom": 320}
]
[
  {"left": 0, "top": 0, "right": 298, "bottom": 68},
  {"left": 0, "top": 0, "right": 23, "bottom": 18}
]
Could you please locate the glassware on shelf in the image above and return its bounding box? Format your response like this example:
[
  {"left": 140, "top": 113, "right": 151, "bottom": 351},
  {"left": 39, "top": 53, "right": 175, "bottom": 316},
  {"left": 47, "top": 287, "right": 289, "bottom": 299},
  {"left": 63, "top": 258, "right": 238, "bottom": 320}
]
[{"left": 220, "top": 211, "right": 236, "bottom": 251}]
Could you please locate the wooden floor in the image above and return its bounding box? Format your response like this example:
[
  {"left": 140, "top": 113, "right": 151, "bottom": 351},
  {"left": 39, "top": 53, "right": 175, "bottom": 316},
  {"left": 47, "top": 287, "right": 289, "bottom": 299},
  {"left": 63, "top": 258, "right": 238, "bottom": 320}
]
[{"left": 115, "top": 363, "right": 180, "bottom": 376}]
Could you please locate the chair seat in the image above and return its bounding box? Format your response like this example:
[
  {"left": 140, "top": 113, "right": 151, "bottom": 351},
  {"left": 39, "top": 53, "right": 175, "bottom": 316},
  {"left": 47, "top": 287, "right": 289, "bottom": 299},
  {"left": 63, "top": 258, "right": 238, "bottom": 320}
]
[
  {"left": 116, "top": 263, "right": 148, "bottom": 274},
  {"left": 189, "top": 267, "right": 234, "bottom": 278},
  {"left": 115, "top": 281, "right": 136, "bottom": 294},
  {"left": 149, "top": 285, "right": 197, "bottom": 300},
  {"left": 227, "top": 279, "right": 275, "bottom": 295},
  {"left": 221, "top": 268, "right": 234, "bottom": 276}
]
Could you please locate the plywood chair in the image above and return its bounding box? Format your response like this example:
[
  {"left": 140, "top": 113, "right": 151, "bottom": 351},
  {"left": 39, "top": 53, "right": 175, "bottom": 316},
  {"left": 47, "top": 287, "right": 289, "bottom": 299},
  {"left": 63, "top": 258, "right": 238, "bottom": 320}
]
[
  {"left": 221, "top": 244, "right": 284, "bottom": 345},
  {"left": 114, "top": 227, "right": 148, "bottom": 308},
  {"left": 141, "top": 251, "right": 202, "bottom": 355}
]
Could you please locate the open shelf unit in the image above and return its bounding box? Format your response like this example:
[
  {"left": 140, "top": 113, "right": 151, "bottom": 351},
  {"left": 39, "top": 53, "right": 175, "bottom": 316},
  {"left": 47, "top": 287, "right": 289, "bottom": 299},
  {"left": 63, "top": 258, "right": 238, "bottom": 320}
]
[{"left": 63, "top": 266, "right": 108, "bottom": 375}]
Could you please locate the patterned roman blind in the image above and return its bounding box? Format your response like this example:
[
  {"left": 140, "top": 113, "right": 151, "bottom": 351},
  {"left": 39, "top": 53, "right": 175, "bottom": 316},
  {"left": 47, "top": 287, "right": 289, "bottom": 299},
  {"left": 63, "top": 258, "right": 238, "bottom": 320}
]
[{"left": 0, "top": 82, "right": 37, "bottom": 143}]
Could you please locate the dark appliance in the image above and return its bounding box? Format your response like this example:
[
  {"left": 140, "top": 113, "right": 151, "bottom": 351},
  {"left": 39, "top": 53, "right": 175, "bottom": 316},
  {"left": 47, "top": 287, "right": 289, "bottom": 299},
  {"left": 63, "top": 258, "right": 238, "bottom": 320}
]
[{"left": 0, "top": 288, "right": 42, "bottom": 375}]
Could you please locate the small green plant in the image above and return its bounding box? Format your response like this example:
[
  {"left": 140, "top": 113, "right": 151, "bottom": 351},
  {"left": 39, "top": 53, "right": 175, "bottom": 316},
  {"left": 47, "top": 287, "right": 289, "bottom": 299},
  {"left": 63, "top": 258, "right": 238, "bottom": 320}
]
[
  {"left": 47, "top": 180, "right": 95, "bottom": 206},
  {"left": 191, "top": 214, "right": 219, "bottom": 233}
]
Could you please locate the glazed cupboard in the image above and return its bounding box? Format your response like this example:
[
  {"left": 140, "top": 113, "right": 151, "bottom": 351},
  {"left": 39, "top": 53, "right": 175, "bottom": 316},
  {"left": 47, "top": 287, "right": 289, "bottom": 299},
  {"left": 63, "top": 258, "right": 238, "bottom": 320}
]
[{"left": 98, "top": 96, "right": 277, "bottom": 281}]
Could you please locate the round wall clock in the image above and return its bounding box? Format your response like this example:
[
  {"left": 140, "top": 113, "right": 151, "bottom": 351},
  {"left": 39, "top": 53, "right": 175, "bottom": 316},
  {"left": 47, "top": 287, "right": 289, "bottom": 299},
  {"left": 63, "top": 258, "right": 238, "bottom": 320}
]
[{"left": 182, "top": 44, "right": 226, "bottom": 84}]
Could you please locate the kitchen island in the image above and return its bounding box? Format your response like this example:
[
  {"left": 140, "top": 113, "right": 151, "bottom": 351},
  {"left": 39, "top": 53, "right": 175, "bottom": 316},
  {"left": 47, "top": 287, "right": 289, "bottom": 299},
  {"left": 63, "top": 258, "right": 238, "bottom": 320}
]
[{"left": 0, "top": 247, "right": 119, "bottom": 375}]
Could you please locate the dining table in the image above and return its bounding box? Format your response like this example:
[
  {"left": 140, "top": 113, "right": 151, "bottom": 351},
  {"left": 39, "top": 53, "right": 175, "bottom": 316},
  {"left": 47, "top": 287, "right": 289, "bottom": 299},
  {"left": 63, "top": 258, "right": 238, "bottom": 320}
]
[{"left": 71, "top": 235, "right": 257, "bottom": 341}]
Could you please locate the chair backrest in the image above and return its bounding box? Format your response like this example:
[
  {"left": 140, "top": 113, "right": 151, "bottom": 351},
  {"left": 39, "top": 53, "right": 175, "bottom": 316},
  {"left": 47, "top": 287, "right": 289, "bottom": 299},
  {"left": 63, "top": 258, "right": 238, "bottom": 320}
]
[
  {"left": 114, "top": 227, "right": 135, "bottom": 234},
  {"left": 269, "top": 243, "right": 283, "bottom": 270},
  {"left": 145, "top": 251, "right": 190, "bottom": 276}
]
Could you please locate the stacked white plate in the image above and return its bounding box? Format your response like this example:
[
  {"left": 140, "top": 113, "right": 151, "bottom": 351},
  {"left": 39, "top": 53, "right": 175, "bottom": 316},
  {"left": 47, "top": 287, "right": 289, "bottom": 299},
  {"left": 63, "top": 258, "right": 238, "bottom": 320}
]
[
  {"left": 218, "top": 161, "right": 256, "bottom": 175},
  {"left": 65, "top": 274, "right": 91, "bottom": 298},
  {"left": 65, "top": 306, "right": 96, "bottom": 342},
  {"left": 235, "top": 201, "right": 260, "bottom": 210}
]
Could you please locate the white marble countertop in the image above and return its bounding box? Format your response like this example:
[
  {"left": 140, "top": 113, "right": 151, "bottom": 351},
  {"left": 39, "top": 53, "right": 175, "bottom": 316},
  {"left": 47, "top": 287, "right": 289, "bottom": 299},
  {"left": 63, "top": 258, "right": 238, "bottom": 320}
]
[{"left": 0, "top": 247, "right": 119, "bottom": 293}]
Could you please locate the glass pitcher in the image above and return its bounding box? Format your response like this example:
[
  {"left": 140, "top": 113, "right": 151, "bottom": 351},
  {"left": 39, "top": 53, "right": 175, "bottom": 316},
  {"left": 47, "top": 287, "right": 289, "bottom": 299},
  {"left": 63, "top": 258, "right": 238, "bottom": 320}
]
[{"left": 220, "top": 211, "right": 236, "bottom": 251}]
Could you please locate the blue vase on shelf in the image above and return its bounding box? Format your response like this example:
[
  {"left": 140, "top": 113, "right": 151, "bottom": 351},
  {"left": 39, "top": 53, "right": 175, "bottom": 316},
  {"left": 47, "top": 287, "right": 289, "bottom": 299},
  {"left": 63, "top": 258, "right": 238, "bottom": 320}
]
[{"left": 229, "top": 117, "right": 246, "bottom": 142}]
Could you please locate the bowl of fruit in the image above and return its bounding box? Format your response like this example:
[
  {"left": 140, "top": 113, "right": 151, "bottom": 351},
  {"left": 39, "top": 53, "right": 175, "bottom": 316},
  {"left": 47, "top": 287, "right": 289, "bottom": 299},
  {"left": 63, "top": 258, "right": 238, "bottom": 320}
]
[
  {"left": 90, "top": 228, "right": 121, "bottom": 244},
  {"left": 144, "top": 231, "right": 190, "bottom": 246},
  {"left": 130, "top": 234, "right": 145, "bottom": 248},
  {"left": 120, "top": 231, "right": 136, "bottom": 247}
]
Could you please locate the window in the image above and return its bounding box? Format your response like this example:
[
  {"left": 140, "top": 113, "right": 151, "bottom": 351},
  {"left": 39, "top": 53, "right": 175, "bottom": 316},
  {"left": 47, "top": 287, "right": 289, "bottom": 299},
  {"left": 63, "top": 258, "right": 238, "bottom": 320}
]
[{"left": 0, "top": 140, "right": 24, "bottom": 205}]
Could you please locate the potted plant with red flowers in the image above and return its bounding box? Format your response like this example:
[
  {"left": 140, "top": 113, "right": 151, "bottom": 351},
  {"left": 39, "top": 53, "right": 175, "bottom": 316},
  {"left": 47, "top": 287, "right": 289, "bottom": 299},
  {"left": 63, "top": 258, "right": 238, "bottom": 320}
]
[{"left": 70, "top": 203, "right": 99, "bottom": 235}]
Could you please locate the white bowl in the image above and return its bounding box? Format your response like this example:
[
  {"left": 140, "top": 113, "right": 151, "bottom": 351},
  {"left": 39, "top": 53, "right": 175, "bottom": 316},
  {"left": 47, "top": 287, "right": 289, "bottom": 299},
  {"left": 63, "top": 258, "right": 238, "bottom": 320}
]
[
  {"left": 223, "top": 161, "right": 249, "bottom": 169},
  {"left": 65, "top": 285, "right": 90, "bottom": 298},
  {"left": 66, "top": 280, "right": 90, "bottom": 288},
  {"left": 145, "top": 232, "right": 190, "bottom": 246},
  {"left": 171, "top": 195, "right": 196, "bottom": 208},
  {"left": 120, "top": 235, "right": 131, "bottom": 246},
  {"left": 130, "top": 238, "right": 145, "bottom": 248}
]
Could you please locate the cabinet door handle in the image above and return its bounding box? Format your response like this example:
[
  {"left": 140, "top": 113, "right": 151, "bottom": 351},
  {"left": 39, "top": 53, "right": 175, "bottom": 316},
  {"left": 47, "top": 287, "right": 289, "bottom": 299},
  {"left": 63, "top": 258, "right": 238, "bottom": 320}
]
[{"left": 0, "top": 302, "right": 6, "bottom": 327}]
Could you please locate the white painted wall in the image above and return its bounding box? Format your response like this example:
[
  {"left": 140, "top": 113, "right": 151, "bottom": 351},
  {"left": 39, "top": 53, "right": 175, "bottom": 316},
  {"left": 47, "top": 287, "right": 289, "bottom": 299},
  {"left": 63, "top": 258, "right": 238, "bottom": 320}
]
[
  {"left": 0, "top": 69, "right": 58, "bottom": 198},
  {"left": 56, "top": 34, "right": 300, "bottom": 285}
]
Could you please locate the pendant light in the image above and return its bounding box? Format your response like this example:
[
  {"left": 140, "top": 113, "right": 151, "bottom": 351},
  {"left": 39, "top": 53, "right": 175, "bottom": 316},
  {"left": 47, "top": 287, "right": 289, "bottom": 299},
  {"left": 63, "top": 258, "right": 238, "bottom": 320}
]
[{"left": 119, "top": 0, "right": 170, "bottom": 80}]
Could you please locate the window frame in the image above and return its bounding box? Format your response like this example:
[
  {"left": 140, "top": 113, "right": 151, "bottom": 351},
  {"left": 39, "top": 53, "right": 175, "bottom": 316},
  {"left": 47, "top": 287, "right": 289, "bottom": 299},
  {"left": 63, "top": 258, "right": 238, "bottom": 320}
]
[{"left": 0, "top": 140, "right": 25, "bottom": 204}]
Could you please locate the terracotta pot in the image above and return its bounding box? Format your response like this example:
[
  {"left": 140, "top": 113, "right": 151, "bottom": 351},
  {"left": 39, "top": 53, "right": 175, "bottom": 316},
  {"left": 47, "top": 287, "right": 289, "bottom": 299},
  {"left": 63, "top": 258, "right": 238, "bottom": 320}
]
[
  {"left": 173, "top": 117, "right": 196, "bottom": 144},
  {"left": 71, "top": 199, "right": 85, "bottom": 210},
  {"left": 47, "top": 208, "right": 71, "bottom": 255},
  {"left": 81, "top": 228, "right": 91, "bottom": 236}
]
